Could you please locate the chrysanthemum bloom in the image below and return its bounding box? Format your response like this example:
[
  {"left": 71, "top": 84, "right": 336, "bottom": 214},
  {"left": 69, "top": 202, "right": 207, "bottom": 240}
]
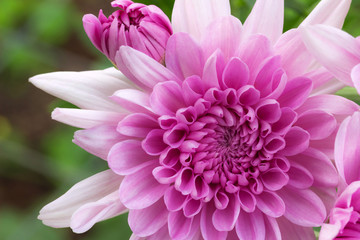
[
  {"left": 319, "top": 112, "right": 360, "bottom": 240},
  {"left": 83, "top": 0, "right": 172, "bottom": 63},
  {"left": 31, "top": 0, "right": 359, "bottom": 239}
]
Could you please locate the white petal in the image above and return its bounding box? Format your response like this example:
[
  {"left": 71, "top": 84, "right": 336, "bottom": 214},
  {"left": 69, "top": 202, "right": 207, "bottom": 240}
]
[
  {"left": 30, "top": 68, "right": 133, "bottom": 111},
  {"left": 301, "top": 0, "right": 351, "bottom": 28},
  {"left": 243, "top": 0, "right": 284, "bottom": 44},
  {"left": 38, "top": 170, "right": 123, "bottom": 228},
  {"left": 171, "top": 0, "right": 231, "bottom": 41},
  {"left": 51, "top": 108, "right": 126, "bottom": 129}
]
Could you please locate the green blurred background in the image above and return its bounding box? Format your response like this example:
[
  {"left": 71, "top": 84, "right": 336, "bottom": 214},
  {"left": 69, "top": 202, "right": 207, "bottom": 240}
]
[{"left": 0, "top": 0, "right": 360, "bottom": 239}]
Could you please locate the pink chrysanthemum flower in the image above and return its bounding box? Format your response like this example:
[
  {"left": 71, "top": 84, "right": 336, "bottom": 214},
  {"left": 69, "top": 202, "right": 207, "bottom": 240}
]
[
  {"left": 83, "top": 0, "right": 172, "bottom": 63},
  {"left": 31, "top": 0, "right": 359, "bottom": 239}
]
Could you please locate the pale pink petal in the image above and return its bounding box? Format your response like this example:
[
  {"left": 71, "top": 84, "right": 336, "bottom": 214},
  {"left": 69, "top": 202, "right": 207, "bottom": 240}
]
[
  {"left": 128, "top": 199, "right": 168, "bottom": 237},
  {"left": 352, "top": 63, "right": 360, "bottom": 94},
  {"left": 147, "top": 225, "right": 172, "bottom": 240},
  {"left": 119, "top": 163, "right": 168, "bottom": 209},
  {"left": 277, "top": 217, "right": 316, "bottom": 240},
  {"left": 335, "top": 112, "right": 360, "bottom": 184},
  {"left": 74, "top": 125, "right": 126, "bottom": 160},
  {"left": 111, "top": 89, "right": 153, "bottom": 114},
  {"left": 295, "top": 110, "right": 337, "bottom": 140},
  {"left": 165, "top": 33, "right": 204, "bottom": 80},
  {"left": 115, "top": 46, "right": 180, "bottom": 91},
  {"left": 108, "top": 140, "right": 156, "bottom": 175},
  {"left": 300, "top": 0, "right": 351, "bottom": 28},
  {"left": 150, "top": 81, "right": 186, "bottom": 115},
  {"left": 117, "top": 113, "right": 158, "bottom": 138},
  {"left": 319, "top": 223, "right": 342, "bottom": 240},
  {"left": 201, "top": 16, "right": 242, "bottom": 61},
  {"left": 236, "top": 209, "right": 265, "bottom": 240},
  {"left": 243, "top": 0, "right": 284, "bottom": 44},
  {"left": 277, "top": 187, "right": 326, "bottom": 227},
  {"left": 301, "top": 25, "right": 360, "bottom": 86},
  {"left": 70, "top": 191, "right": 127, "bottom": 233},
  {"left": 200, "top": 203, "right": 228, "bottom": 240},
  {"left": 38, "top": 170, "right": 123, "bottom": 228},
  {"left": 202, "top": 50, "right": 225, "bottom": 89},
  {"left": 52, "top": 108, "right": 126, "bottom": 129},
  {"left": 171, "top": 0, "right": 231, "bottom": 41},
  {"left": 29, "top": 69, "right": 132, "bottom": 111}
]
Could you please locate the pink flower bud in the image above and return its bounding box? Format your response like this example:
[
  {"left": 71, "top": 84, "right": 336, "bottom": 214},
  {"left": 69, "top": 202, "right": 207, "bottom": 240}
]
[{"left": 83, "top": 0, "right": 172, "bottom": 63}]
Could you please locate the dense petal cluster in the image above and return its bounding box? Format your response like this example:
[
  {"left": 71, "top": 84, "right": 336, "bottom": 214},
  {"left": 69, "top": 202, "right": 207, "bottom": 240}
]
[
  {"left": 83, "top": 0, "right": 172, "bottom": 63},
  {"left": 30, "top": 0, "right": 360, "bottom": 239}
]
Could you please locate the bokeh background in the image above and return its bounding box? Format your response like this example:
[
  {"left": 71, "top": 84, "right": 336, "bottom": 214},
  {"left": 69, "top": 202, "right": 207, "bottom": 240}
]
[{"left": 1, "top": 0, "right": 360, "bottom": 239}]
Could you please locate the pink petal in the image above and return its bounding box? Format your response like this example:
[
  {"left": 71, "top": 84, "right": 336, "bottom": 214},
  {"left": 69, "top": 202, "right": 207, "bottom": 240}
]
[
  {"left": 277, "top": 217, "right": 316, "bottom": 240},
  {"left": 238, "top": 86, "right": 261, "bottom": 106},
  {"left": 237, "top": 35, "right": 274, "bottom": 84},
  {"left": 147, "top": 225, "right": 171, "bottom": 240},
  {"left": 277, "top": 77, "right": 313, "bottom": 109},
  {"left": 200, "top": 203, "right": 228, "bottom": 240},
  {"left": 335, "top": 112, "right": 360, "bottom": 184},
  {"left": 52, "top": 108, "right": 125, "bottom": 129},
  {"left": 82, "top": 14, "right": 102, "bottom": 51},
  {"left": 70, "top": 191, "right": 127, "bottom": 233},
  {"left": 261, "top": 168, "right": 289, "bottom": 191},
  {"left": 256, "top": 191, "right": 285, "bottom": 218},
  {"left": 150, "top": 81, "right": 185, "bottom": 115},
  {"left": 319, "top": 223, "right": 342, "bottom": 240},
  {"left": 255, "top": 99, "right": 281, "bottom": 123},
  {"left": 171, "top": 0, "right": 231, "bottom": 41},
  {"left": 108, "top": 140, "right": 156, "bottom": 175},
  {"left": 165, "top": 33, "right": 204, "bottom": 80},
  {"left": 111, "top": 89, "right": 153, "bottom": 114},
  {"left": 29, "top": 69, "right": 132, "bottom": 111},
  {"left": 115, "top": 46, "right": 179, "bottom": 91},
  {"left": 236, "top": 209, "right": 265, "bottom": 240},
  {"left": 201, "top": 16, "right": 242, "bottom": 61},
  {"left": 119, "top": 163, "right": 168, "bottom": 209},
  {"left": 183, "top": 199, "right": 202, "bottom": 218},
  {"left": 202, "top": 50, "right": 225, "bottom": 90},
  {"left": 117, "top": 113, "right": 158, "bottom": 138},
  {"left": 287, "top": 162, "right": 314, "bottom": 189},
  {"left": 175, "top": 167, "right": 195, "bottom": 195},
  {"left": 352, "top": 63, "right": 360, "bottom": 94},
  {"left": 142, "top": 129, "right": 167, "bottom": 156},
  {"left": 243, "top": 0, "right": 284, "bottom": 44},
  {"left": 254, "top": 56, "right": 282, "bottom": 97},
  {"left": 168, "top": 210, "right": 193, "bottom": 240},
  {"left": 281, "top": 127, "right": 310, "bottom": 156},
  {"left": 277, "top": 187, "right": 326, "bottom": 227},
  {"left": 295, "top": 110, "right": 337, "bottom": 140},
  {"left": 300, "top": 0, "right": 351, "bottom": 28},
  {"left": 263, "top": 215, "right": 281, "bottom": 240},
  {"left": 212, "top": 193, "right": 240, "bottom": 231},
  {"left": 164, "top": 186, "right": 188, "bottom": 212},
  {"left": 301, "top": 25, "right": 360, "bottom": 86},
  {"left": 152, "top": 166, "right": 179, "bottom": 184},
  {"left": 38, "top": 170, "right": 123, "bottom": 228},
  {"left": 128, "top": 199, "right": 168, "bottom": 237},
  {"left": 238, "top": 189, "right": 256, "bottom": 213},
  {"left": 74, "top": 125, "right": 126, "bottom": 160},
  {"left": 182, "top": 75, "right": 205, "bottom": 105},
  {"left": 222, "top": 57, "right": 249, "bottom": 90},
  {"left": 271, "top": 107, "right": 297, "bottom": 135}
]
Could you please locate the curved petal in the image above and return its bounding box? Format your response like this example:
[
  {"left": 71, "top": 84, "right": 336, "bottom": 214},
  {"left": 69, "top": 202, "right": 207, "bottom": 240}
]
[
  {"left": 38, "top": 170, "right": 123, "bottom": 228},
  {"left": 212, "top": 193, "right": 240, "bottom": 231},
  {"left": 300, "top": 0, "right": 351, "bottom": 28},
  {"left": 70, "top": 191, "right": 127, "bottom": 233},
  {"left": 277, "top": 217, "right": 316, "bottom": 240},
  {"left": 52, "top": 108, "right": 126, "bottom": 129},
  {"left": 277, "top": 77, "right": 313, "bottom": 110},
  {"left": 74, "top": 125, "right": 126, "bottom": 160},
  {"left": 243, "top": 0, "right": 284, "bottom": 44},
  {"left": 171, "top": 0, "right": 231, "bottom": 41},
  {"left": 117, "top": 113, "right": 159, "bottom": 138},
  {"left": 236, "top": 209, "right": 265, "bottom": 240},
  {"left": 111, "top": 89, "right": 153, "bottom": 114},
  {"left": 352, "top": 63, "right": 360, "bottom": 95},
  {"left": 301, "top": 25, "right": 360, "bottom": 86},
  {"left": 119, "top": 163, "right": 168, "bottom": 209},
  {"left": 29, "top": 69, "right": 132, "bottom": 111},
  {"left": 200, "top": 203, "right": 228, "bottom": 240}
]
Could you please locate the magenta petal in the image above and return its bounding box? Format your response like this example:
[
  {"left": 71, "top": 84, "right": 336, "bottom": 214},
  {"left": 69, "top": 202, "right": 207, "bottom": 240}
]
[
  {"left": 295, "top": 110, "right": 337, "bottom": 140},
  {"left": 278, "top": 187, "right": 326, "bottom": 227},
  {"left": 222, "top": 57, "right": 249, "bottom": 90},
  {"left": 200, "top": 203, "right": 228, "bottom": 240},
  {"left": 150, "top": 81, "right": 185, "bottom": 115},
  {"left": 238, "top": 85, "right": 261, "bottom": 106},
  {"left": 183, "top": 199, "right": 202, "bottom": 218},
  {"left": 335, "top": 112, "right": 360, "bottom": 184},
  {"left": 108, "top": 140, "right": 156, "bottom": 175},
  {"left": 152, "top": 166, "right": 179, "bottom": 184},
  {"left": 182, "top": 75, "right": 205, "bottom": 105},
  {"left": 163, "top": 123, "right": 189, "bottom": 148},
  {"left": 166, "top": 33, "right": 204, "bottom": 80},
  {"left": 119, "top": 163, "right": 168, "bottom": 209},
  {"left": 277, "top": 77, "right": 313, "bottom": 109},
  {"left": 254, "top": 56, "right": 282, "bottom": 97},
  {"left": 272, "top": 107, "right": 297, "bottom": 135},
  {"left": 117, "top": 113, "right": 158, "bottom": 138},
  {"left": 175, "top": 168, "right": 195, "bottom": 195},
  {"left": 202, "top": 50, "right": 226, "bottom": 90},
  {"left": 264, "top": 215, "right": 281, "bottom": 240},
  {"left": 256, "top": 99, "right": 281, "bottom": 123},
  {"left": 261, "top": 168, "right": 289, "bottom": 191},
  {"left": 236, "top": 209, "right": 265, "bottom": 240},
  {"left": 238, "top": 189, "right": 256, "bottom": 213},
  {"left": 142, "top": 129, "right": 167, "bottom": 156},
  {"left": 168, "top": 210, "right": 193, "bottom": 240},
  {"left": 287, "top": 162, "right": 314, "bottom": 189},
  {"left": 83, "top": 14, "right": 103, "bottom": 51},
  {"left": 212, "top": 193, "right": 240, "bottom": 231},
  {"left": 73, "top": 125, "right": 126, "bottom": 160},
  {"left": 164, "top": 186, "right": 187, "bottom": 212},
  {"left": 277, "top": 216, "right": 316, "bottom": 240},
  {"left": 128, "top": 199, "right": 168, "bottom": 237},
  {"left": 281, "top": 127, "right": 310, "bottom": 156},
  {"left": 256, "top": 191, "right": 285, "bottom": 218}
]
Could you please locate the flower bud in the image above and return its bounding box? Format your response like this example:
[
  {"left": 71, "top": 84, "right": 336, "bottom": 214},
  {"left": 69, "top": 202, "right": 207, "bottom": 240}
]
[{"left": 83, "top": 0, "right": 172, "bottom": 63}]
